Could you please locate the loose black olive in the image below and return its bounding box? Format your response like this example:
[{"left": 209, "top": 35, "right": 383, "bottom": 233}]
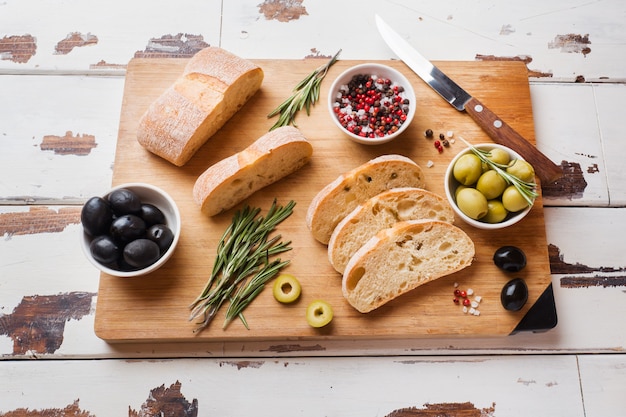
[
  {"left": 123, "top": 238, "right": 161, "bottom": 268},
  {"left": 89, "top": 235, "right": 120, "bottom": 265},
  {"left": 500, "top": 278, "right": 529, "bottom": 311},
  {"left": 493, "top": 246, "right": 527, "bottom": 272},
  {"left": 110, "top": 214, "right": 146, "bottom": 243},
  {"left": 81, "top": 196, "right": 113, "bottom": 237},
  {"left": 108, "top": 188, "right": 142, "bottom": 215},
  {"left": 147, "top": 224, "right": 174, "bottom": 253},
  {"left": 140, "top": 203, "right": 166, "bottom": 227}
]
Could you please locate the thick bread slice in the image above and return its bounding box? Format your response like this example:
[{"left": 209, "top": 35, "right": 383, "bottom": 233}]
[
  {"left": 193, "top": 126, "right": 313, "bottom": 216},
  {"left": 328, "top": 188, "right": 455, "bottom": 274},
  {"left": 137, "top": 47, "right": 264, "bottom": 166},
  {"left": 342, "top": 220, "right": 475, "bottom": 313},
  {"left": 306, "top": 155, "right": 425, "bottom": 244}
]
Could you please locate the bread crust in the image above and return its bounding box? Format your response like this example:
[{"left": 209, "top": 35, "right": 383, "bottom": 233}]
[
  {"left": 328, "top": 187, "right": 455, "bottom": 274},
  {"left": 306, "top": 155, "right": 425, "bottom": 244},
  {"left": 193, "top": 126, "right": 312, "bottom": 216},
  {"left": 137, "top": 47, "right": 264, "bottom": 166},
  {"left": 342, "top": 219, "right": 475, "bottom": 313}
]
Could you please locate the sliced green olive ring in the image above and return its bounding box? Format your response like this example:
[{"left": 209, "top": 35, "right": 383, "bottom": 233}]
[
  {"left": 306, "top": 300, "right": 333, "bottom": 328},
  {"left": 272, "top": 273, "right": 302, "bottom": 304}
]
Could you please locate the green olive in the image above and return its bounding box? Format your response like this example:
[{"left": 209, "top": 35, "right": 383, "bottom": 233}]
[
  {"left": 456, "top": 187, "right": 489, "bottom": 220},
  {"left": 272, "top": 273, "right": 302, "bottom": 304},
  {"left": 476, "top": 170, "right": 507, "bottom": 200},
  {"left": 482, "top": 200, "right": 509, "bottom": 223},
  {"left": 306, "top": 300, "right": 333, "bottom": 328},
  {"left": 453, "top": 153, "right": 483, "bottom": 186},
  {"left": 506, "top": 159, "right": 535, "bottom": 182},
  {"left": 454, "top": 184, "right": 468, "bottom": 199},
  {"left": 502, "top": 185, "right": 530, "bottom": 212},
  {"left": 486, "top": 148, "right": 511, "bottom": 166}
]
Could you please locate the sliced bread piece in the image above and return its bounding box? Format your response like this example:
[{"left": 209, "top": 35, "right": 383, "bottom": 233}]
[
  {"left": 193, "top": 126, "right": 312, "bottom": 216},
  {"left": 306, "top": 155, "right": 425, "bottom": 244},
  {"left": 342, "top": 219, "right": 475, "bottom": 313},
  {"left": 328, "top": 187, "right": 455, "bottom": 274},
  {"left": 137, "top": 47, "right": 264, "bottom": 166}
]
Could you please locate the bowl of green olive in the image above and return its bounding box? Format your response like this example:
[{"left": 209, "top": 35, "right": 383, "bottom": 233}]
[
  {"left": 80, "top": 183, "right": 181, "bottom": 277},
  {"left": 444, "top": 143, "right": 537, "bottom": 229}
]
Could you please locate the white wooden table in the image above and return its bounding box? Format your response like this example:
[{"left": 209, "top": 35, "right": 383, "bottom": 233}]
[{"left": 1, "top": 1, "right": 625, "bottom": 415}]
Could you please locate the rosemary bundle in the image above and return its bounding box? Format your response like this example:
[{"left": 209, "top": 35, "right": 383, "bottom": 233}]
[
  {"left": 189, "top": 200, "right": 295, "bottom": 332},
  {"left": 459, "top": 137, "right": 538, "bottom": 206},
  {"left": 267, "top": 49, "right": 341, "bottom": 130}
]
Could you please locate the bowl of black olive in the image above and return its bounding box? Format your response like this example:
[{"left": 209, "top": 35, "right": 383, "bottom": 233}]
[{"left": 80, "top": 183, "right": 181, "bottom": 277}]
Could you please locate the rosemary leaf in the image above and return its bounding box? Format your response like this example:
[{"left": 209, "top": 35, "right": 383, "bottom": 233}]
[
  {"left": 189, "top": 200, "right": 295, "bottom": 333},
  {"left": 267, "top": 49, "right": 341, "bottom": 130}
]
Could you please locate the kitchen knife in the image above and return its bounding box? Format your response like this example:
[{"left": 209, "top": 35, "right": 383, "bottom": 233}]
[{"left": 375, "top": 14, "right": 563, "bottom": 184}]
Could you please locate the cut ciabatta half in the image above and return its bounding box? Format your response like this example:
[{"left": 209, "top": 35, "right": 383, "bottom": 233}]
[
  {"left": 306, "top": 155, "right": 425, "bottom": 244},
  {"left": 342, "top": 219, "right": 475, "bottom": 313},
  {"left": 328, "top": 187, "right": 455, "bottom": 274},
  {"left": 137, "top": 47, "right": 264, "bottom": 166},
  {"left": 193, "top": 126, "right": 312, "bottom": 216}
]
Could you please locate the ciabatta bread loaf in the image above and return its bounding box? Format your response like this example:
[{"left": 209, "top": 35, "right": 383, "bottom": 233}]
[
  {"left": 306, "top": 155, "right": 425, "bottom": 244},
  {"left": 342, "top": 220, "right": 475, "bottom": 313},
  {"left": 328, "top": 187, "right": 455, "bottom": 274},
  {"left": 193, "top": 126, "right": 313, "bottom": 216},
  {"left": 137, "top": 47, "right": 264, "bottom": 166}
]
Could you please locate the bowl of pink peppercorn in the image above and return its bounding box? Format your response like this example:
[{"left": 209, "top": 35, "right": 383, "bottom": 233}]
[{"left": 328, "top": 63, "right": 416, "bottom": 145}]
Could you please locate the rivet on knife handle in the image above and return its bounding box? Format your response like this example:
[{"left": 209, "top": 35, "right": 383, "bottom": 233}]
[{"left": 464, "top": 97, "right": 563, "bottom": 184}]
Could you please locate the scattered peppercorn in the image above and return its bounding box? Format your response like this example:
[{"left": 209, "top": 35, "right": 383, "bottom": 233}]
[
  {"left": 442, "top": 138, "right": 450, "bottom": 147},
  {"left": 424, "top": 128, "right": 433, "bottom": 138},
  {"left": 439, "top": 133, "right": 445, "bottom": 140}
]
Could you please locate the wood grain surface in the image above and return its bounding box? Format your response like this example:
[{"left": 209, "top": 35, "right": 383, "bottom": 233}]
[{"left": 94, "top": 58, "right": 551, "bottom": 343}]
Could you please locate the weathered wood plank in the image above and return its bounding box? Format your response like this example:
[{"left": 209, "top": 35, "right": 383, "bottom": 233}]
[
  {"left": 0, "top": 75, "right": 124, "bottom": 204},
  {"left": 0, "top": 0, "right": 222, "bottom": 72},
  {"left": 0, "top": 355, "right": 584, "bottom": 417},
  {"left": 578, "top": 354, "right": 626, "bottom": 417},
  {"left": 594, "top": 84, "right": 626, "bottom": 206},
  {"left": 0, "top": 0, "right": 624, "bottom": 81}
]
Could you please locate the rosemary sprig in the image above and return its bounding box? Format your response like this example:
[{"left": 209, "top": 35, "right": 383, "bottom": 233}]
[
  {"left": 189, "top": 200, "right": 295, "bottom": 333},
  {"left": 267, "top": 49, "right": 341, "bottom": 130},
  {"left": 458, "top": 136, "right": 538, "bottom": 206}
]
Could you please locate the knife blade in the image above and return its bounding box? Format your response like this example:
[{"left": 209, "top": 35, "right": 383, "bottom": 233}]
[{"left": 375, "top": 14, "right": 563, "bottom": 184}]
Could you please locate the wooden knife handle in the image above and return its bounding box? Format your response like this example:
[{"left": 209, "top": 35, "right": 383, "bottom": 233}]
[{"left": 464, "top": 96, "right": 563, "bottom": 184}]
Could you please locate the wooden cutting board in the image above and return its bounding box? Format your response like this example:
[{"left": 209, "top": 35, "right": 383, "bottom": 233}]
[{"left": 94, "top": 57, "right": 552, "bottom": 343}]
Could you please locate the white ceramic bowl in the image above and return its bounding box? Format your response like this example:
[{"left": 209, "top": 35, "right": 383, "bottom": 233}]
[
  {"left": 80, "top": 183, "right": 181, "bottom": 277},
  {"left": 328, "top": 63, "right": 416, "bottom": 145},
  {"left": 444, "top": 143, "right": 535, "bottom": 230}
]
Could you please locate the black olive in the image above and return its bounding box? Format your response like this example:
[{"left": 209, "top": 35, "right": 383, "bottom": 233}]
[
  {"left": 147, "top": 224, "right": 174, "bottom": 253},
  {"left": 140, "top": 203, "right": 166, "bottom": 227},
  {"left": 123, "top": 238, "right": 161, "bottom": 268},
  {"left": 81, "top": 196, "right": 113, "bottom": 237},
  {"left": 500, "top": 278, "right": 529, "bottom": 311},
  {"left": 493, "top": 246, "right": 527, "bottom": 272},
  {"left": 89, "top": 235, "right": 120, "bottom": 265},
  {"left": 107, "top": 188, "right": 142, "bottom": 215},
  {"left": 110, "top": 214, "right": 146, "bottom": 243}
]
